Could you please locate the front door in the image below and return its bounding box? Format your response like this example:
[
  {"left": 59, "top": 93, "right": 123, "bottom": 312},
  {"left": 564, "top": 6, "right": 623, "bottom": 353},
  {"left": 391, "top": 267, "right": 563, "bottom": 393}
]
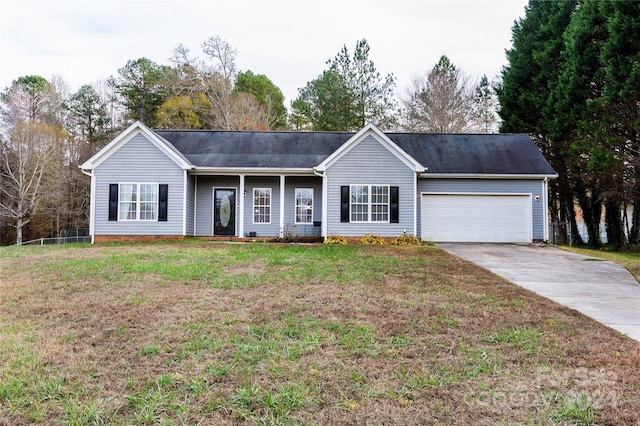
[{"left": 214, "top": 189, "right": 236, "bottom": 236}]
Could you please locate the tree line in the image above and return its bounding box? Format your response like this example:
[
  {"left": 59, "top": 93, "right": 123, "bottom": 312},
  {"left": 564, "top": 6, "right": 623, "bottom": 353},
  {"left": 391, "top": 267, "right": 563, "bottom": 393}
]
[
  {"left": 498, "top": 0, "right": 639, "bottom": 249},
  {"left": 1, "top": 36, "right": 498, "bottom": 245}
]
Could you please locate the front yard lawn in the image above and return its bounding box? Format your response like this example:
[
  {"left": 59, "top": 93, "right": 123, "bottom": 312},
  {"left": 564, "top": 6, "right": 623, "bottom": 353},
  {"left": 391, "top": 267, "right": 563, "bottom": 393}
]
[{"left": 1, "top": 242, "right": 638, "bottom": 425}]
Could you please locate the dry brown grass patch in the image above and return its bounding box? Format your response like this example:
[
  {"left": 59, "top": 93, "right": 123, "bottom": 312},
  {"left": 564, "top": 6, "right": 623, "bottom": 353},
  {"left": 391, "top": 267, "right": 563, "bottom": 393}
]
[{"left": 1, "top": 242, "right": 638, "bottom": 425}]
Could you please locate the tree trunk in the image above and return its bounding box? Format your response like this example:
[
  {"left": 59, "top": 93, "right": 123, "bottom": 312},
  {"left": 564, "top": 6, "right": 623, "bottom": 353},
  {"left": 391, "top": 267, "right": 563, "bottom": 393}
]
[
  {"left": 630, "top": 197, "right": 640, "bottom": 246},
  {"left": 16, "top": 216, "right": 23, "bottom": 246},
  {"left": 574, "top": 181, "right": 602, "bottom": 248},
  {"left": 559, "top": 176, "right": 583, "bottom": 246},
  {"left": 605, "top": 197, "right": 625, "bottom": 250}
]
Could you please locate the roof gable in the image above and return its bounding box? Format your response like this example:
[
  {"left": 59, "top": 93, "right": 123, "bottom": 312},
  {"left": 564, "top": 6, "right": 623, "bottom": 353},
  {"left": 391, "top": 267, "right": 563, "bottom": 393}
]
[
  {"left": 315, "top": 123, "right": 425, "bottom": 173},
  {"left": 79, "top": 121, "right": 192, "bottom": 171}
]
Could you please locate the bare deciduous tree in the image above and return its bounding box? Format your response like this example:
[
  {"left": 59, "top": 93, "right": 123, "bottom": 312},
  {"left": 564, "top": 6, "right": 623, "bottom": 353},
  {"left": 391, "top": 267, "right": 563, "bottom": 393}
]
[
  {"left": 470, "top": 75, "right": 501, "bottom": 133},
  {"left": 401, "top": 55, "right": 475, "bottom": 133},
  {"left": 169, "top": 36, "right": 239, "bottom": 129},
  {"left": 0, "top": 122, "right": 64, "bottom": 244},
  {"left": 229, "top": 92, "right": 269, "bottom": 130}
]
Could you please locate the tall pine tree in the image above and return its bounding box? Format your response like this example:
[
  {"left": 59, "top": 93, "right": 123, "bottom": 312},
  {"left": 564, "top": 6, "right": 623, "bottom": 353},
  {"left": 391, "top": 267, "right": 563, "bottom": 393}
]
[{"left": 498, "top": 0, "right": 579, "bottom": 244}]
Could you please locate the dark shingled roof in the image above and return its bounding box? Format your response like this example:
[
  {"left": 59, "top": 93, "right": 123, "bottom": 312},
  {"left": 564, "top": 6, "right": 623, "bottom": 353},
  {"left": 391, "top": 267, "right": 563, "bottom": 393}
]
[
  {"left": 388, "top": 133, "right": 557, "bottom": 175},
  {"left": 156, "top": 130, "right": 351, "bottom": 168},
  {"left": 155, "top": 130, "right": 556, "bottom": 176}
]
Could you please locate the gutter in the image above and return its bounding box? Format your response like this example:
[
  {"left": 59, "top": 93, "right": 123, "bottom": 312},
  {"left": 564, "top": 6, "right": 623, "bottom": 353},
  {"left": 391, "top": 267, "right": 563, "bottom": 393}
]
[
  {"left": 189, "top": 167, "right": 313, "bottom": 176},
  {"left": 79, "top": 167, "right": 95, "bottom": 243},
  {"left": 419, "top": 173, "right": 559, "bottom": 179}
]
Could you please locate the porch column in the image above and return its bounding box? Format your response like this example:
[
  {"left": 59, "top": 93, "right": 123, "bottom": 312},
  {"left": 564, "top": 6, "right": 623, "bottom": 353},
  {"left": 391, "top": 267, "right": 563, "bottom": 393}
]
[
  {"left": 321, "top": 173, "right": 328, "bottom": 238},
  {"left": 279, "top": 175, "right": 285, "bottom": 238},
  {"left": 239, "top": 174, "right": 245, "bottom": 238}
]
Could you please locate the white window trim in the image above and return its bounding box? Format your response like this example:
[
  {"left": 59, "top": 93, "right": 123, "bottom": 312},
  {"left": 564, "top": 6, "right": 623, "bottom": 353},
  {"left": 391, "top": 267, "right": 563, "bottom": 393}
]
[
  {"left": 253, "top": 187, "right": 272, "bottom": 224},
  {"left": 295, "top": 188, "right": 314, "bottom": 224},
  {"left": 118, "top": 182, "right": 159, "bottom": 221},
  {"left": 350, "top": 184, "right": 390, "bottom": 223}
]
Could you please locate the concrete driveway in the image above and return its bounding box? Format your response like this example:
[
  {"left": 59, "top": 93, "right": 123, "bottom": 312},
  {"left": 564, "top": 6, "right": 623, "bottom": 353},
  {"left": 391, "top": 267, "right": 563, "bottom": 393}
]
[{"left": 438, "top": 243, "right": 640, "bottom": 342}]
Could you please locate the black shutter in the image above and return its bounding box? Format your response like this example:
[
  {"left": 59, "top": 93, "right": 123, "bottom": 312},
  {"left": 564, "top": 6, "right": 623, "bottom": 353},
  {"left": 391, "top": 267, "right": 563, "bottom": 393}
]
[
  {"left": 158, "top": 184, "right": 168, "bottom": 221},
  {"left": 340, "top": 186, "right": 350, "bottom": 223},
  {"left": 108, "top": 184, "right": 118, "bottom": 221},
  {"left": 390, "top": 186, "right": 399, "bottom": 223}
]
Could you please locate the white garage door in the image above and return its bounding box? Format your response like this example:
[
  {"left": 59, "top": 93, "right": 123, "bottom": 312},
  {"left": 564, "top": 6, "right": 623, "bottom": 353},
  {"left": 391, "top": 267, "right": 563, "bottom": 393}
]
[{"left": 421, "top": 194, "right": 532, "bottom": 243}]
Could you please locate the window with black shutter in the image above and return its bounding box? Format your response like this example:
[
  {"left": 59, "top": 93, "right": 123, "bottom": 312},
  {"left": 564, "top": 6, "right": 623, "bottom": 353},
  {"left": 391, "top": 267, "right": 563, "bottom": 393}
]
[
  {"left": 340, "top": 186, "right": 350, "bottom": 222},
  {"left": 158, "top": 184, "right": 168, "bottom": 221},
  {"left": 390, "top": 186, "right": 399, "bottom": 223},
  {"left": 108, "top": 184, "right": 118, "bottom": 221}
]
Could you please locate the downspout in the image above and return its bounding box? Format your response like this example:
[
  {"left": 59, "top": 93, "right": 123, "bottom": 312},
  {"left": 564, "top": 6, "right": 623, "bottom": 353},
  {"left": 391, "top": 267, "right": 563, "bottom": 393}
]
[
  {"left": 279, "top": 175, "right": 285, "bottom": 239},
  {"left": 194, "top": 175, "right": 198, "bottom": 236},
  {"left": 239, "top": 174, "right": 245, "bottom": 238},
  {"left": 313, "top": 167, "right": 327, "bottom": 239},
  {"left": 415, "top": 168, "right": 427, "bottom": 238},
  {"left": 543, "top": 177, "right": 549, "bottom": 242},
  {"left": 182, "top": 170, "right": 187, "bottom": 236},
  {"left": 414, "top": 172, "right": 418, "bottom": 237},
  {"left": 80, "top": 168, "right": 95, "bottom": 244}
]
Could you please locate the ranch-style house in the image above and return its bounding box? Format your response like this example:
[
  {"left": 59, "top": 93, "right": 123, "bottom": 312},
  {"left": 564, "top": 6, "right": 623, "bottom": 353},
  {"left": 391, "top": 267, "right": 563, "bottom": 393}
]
[{"left": 79, "top": 121, "right": 557, "bottom": 244}]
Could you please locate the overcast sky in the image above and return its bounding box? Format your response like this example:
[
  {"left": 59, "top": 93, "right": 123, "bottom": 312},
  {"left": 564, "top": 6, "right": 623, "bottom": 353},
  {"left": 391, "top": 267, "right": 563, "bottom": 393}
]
[{"left": 0, "top": 0, "right": 528, "bottom": 105}]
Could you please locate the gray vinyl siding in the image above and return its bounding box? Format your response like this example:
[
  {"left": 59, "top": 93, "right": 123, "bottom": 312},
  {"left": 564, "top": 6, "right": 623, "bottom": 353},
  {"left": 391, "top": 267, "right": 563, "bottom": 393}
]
[
  {"left": 194, "top": 176, "right": 239, "bottom": 236},
  {"left": 325, "top": 135, "right": 416, "bottom": 237},
  {"left": 417, "top": 178, "right": 546, "bottom": 240},
  {"left": 93, "top": 133, "right": 185, "bottom": 235},
  {"left": 283, "top": 176, "right": 323, "bottom": 238},
  {"left": 185, "top": 173, "right": 196, "bottom": 236},
  {"left": 244, "top": 177, "right": 281, "bottom": 238}
]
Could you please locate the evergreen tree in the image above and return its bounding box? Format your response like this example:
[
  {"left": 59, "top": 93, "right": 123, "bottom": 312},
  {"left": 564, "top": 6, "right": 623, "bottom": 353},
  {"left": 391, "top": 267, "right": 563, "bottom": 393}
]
[
  {"left": 234, "top": 70, "right": 287, "bottom": 129},
  {"left": 498, "top": 0, "right": 580, "bottom": 245},
  {"left": 116, "top": 57, "right": 170, "bottom": 124},
  {"left": 292, "top": 39, "right": 396, "bottom": 131},
  {"left": 67, "top": 84, "right": 109, "bottom": 144},
  {"left": 551, "top": 0, "right": 608, "bottom": 248},
  {"left": 599, "top": 1, "right": 640, "bottom": 245},
  {"left": 292, "top": 70, "right": 356, "bottom": 131}
]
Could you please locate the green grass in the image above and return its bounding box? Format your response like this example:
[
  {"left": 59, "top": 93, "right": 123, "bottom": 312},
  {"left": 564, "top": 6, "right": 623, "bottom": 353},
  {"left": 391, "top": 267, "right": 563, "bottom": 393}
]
[
  {"left": 1, "top": 242, "right": 639, "bottom": 424},
  {"left": 560, "top": 246, "right": 640, "bottom": 282},
  {"left": 553, "top": 392, "right": 599, "bottom": 425},
  {"left": 488, "top": 326, "right": 541, "bottom": 355},
  {"left": 26, "top": 243, "right": 420, "bottom": 289}
]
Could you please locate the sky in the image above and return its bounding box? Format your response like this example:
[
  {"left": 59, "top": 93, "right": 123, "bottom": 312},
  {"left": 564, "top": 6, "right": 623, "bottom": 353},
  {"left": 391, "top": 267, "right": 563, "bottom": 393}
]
[{"left": 0, "top": 0, "right": 528, "bottom": 105}]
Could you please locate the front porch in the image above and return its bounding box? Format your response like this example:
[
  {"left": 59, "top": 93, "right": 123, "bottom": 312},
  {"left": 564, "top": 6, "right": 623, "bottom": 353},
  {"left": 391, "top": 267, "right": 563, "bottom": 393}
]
[{"left": 191, "top": 174, "right": 324, "bottom": 240}]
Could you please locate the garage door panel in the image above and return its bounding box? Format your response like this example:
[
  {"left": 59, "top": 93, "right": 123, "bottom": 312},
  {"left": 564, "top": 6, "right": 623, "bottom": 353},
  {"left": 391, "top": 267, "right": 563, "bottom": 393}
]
[{"left": 421, "top": 194, "right": 531, "bottom": 243}]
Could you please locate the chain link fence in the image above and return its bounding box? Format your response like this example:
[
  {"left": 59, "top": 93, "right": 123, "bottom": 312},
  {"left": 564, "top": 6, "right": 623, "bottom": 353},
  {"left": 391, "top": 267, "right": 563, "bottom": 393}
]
[{"left": 21, "top": 228, "right": 90, "bottom": 246}]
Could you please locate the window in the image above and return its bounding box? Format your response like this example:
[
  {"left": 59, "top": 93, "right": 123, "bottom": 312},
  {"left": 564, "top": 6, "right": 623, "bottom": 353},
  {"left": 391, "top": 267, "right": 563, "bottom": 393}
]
[
  {"left": 139, "top": 184, "right": 159, "bottom": 220},
  {"left": 118, "top": 183, "right": 158, "bottom": 221},
  {"left": 370, "top": 185, "right": 389, "bottom": 222},
  {"left": 351, "top": 185, "right": 369, "bottom": 222},
  {"left": 350, "top": 185, "right": 389, "bottom": 222},
  {"left": 295, "top": 188, "right": 313, "bottom": 224},
  {"left": 109, "top": 183, "right": 167, "bottom": 222},
  {"left": 118, "top": 184, "right": 137, "bottom": 220},
  {"left": 253, "top": 188, "right": 271, "bottom": 223}
]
